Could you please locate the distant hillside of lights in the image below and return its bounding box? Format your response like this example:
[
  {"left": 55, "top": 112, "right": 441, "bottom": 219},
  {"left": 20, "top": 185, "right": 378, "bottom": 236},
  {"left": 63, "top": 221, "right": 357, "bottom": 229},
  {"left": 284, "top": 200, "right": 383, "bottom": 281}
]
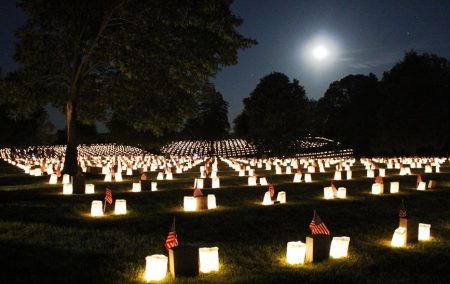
[
  {"left": 0, "top": 137, "right": 353, "bottom": 161},
  {"left": 291, "top": 136, "right": 353, "bottom": 159},
  {"left": 160, "top": 139, "right": 258, "bottom": 157},
  {"left": 160, "top": 137, "right": 353, "bottom": 158}
]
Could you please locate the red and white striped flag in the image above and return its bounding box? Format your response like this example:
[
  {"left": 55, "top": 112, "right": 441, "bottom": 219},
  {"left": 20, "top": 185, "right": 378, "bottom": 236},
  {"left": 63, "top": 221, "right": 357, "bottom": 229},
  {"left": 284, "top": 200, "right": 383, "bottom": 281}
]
[
  {"left": 331, "top": 182, "right": 338, "bottom": 197},
  {"left": 193, "top": 187, "right": 203, "bottom": 197},
  {"left": 165, "top": 217, "right": 179, "bottom": 250},
  {"left": 375, "top": 175, "right": 384, "bottom": 184},
  {"left": 268, "top": 183, "right": 275, "bottom": 199},
  {"left": 193, "top": 178, "right": 203, "bottom": 197},
  {"left": 309, "top": 210, "right": 331, "bottom": 235},
  {"left": 399, "top": 200, "right": 407, "bottom": 218},
  {"left": 416, "top": 175, "right": 422, "bottom": 185},
  {"left": 105, "top": 187, "right": 113, "bottom": 205}
]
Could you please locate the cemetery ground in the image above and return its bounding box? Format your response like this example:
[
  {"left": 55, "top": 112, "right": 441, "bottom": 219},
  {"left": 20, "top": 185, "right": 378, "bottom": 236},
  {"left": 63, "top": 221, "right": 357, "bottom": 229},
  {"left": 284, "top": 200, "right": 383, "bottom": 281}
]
[{"left": 0, "top": 159, "right": 449, "bottom": 283}]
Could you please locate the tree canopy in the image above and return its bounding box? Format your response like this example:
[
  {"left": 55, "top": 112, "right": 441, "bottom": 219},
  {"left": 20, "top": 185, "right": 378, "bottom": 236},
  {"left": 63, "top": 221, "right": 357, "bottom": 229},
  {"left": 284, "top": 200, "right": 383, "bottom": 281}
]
[
  {"left": 182, "top": 84, "right": 230, "bottom": 140},
  {"left": 0, "top": 73, "right": 54, "bottom": 146},
  {"left": 315, "top": 73, "right": 381, "bottom": 154},
  {"left": 316, "top": 51, "right": 450, "bottom": 155},
  {"left": 0, "top": 105, "right": 53, "bottom": 147},
  {"left": 380, "top": 51, "right": 450, "bottom": 154},
  {"left": 232, "top": 52, "right": 449, "bottom": 156},
  {"left": 234, "top": 72, "right": 311, "bottom": 154},
  {"left": 7, "top": 0, "right": 255, "bottom": 174}
]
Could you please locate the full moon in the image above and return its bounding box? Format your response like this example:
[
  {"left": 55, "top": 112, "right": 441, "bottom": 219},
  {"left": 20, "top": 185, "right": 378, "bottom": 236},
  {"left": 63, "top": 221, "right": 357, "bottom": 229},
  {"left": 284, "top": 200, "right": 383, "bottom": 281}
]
[
  {"left": 312, "top": 45, "right": 328, "bottom": 60},
  {"left": 301, "top": 35, "right": 338, "bottom": 67}
]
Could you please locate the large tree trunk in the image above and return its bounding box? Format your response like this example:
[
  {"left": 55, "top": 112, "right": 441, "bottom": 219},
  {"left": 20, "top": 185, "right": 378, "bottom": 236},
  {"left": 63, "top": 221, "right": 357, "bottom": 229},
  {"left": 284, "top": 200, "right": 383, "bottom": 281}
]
[{"left": 62, "top": 91, "right": 79, "bottom": 176}]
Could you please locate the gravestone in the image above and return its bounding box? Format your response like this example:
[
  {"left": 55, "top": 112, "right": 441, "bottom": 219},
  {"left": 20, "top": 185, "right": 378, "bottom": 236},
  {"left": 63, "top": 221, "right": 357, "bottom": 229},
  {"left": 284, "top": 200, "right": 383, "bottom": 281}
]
[
  {"left": 169, "top": 246, "right": 199, "bottom": 278},
  {"left": 140, "top": 180, "right": 152, "bottom": 191},
  {"left": 305, "top": 235, "right": 332, "bottom": 263},
  {"left": 399, "top": 217, "right": 418, "bottom": 244},
  {"left": 195, "top": 196, "right": 208, "bottom": 210}
]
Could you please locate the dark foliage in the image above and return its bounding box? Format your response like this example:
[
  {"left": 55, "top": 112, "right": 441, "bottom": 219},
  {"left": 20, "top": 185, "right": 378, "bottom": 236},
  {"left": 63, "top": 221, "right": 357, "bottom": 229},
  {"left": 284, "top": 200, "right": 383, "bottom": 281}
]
[
  {"left": 9, "top": 0, "right": 255, "bottom": 174},
  {"left": 182, "top": 85, "right": 230, "bottom": 140},
  {"left": 317, "top": 51, "right": 450, "bottom": 156},
  {"left": 0, "top": 105, "right": 53, "bottom": 147},
  {"left": 315, "top": 73, "right": 381, "bottom": 155},
  {"left": 380, "top": 51, "right": 450, "bottom": 154},
  {"left": 234, "top": 72, "right": 311, "bottom": 155}
]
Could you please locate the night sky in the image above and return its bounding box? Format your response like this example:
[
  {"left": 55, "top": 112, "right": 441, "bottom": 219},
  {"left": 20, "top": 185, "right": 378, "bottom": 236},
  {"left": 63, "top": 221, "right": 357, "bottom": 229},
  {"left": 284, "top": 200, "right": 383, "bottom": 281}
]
[{"left": 1, "top": 1, "right": 450, "bottom": 129}]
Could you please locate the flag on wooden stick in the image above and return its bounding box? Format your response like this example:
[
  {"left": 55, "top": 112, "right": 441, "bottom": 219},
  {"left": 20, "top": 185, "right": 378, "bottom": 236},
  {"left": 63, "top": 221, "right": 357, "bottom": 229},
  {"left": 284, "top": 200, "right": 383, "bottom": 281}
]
[
  {"left": 165, "top": 217, "right": 179, "bottom": 250},
  {"left": 105, "top": 187, "right": 113, "bottom": 204},
  {"left": 331, "top": 182, "right": 338, "bottom": 197},
  {"left": 309, "top": 210, "right": 331, "bottom": 235},
  {"left": 375, "top": 175, "right": 384, "bottom": 184},
  {"left": 103, "top": 187, "right": 113, "bottom": 213},
  {"left": 193, "top": 187, "right": 203, "bottom": 197},
  {"left": 416, "top": 175, "right": 422, "bottom": 185},
  {"left": 193, "top": 178, "right": 203, "bottom": 197},
  {"left": 399, "top": 200, "right": 407, "bottom": 218},
  {"left": 268, "top": 183, "right": 275, "bottom": 199}
]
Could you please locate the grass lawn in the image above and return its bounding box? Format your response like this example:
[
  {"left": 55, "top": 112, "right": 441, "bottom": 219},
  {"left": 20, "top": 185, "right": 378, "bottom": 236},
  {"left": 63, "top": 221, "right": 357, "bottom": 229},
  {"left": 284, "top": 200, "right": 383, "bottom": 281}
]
[{"left": 0, "top": 158, "right": 449, "bottom": 283}]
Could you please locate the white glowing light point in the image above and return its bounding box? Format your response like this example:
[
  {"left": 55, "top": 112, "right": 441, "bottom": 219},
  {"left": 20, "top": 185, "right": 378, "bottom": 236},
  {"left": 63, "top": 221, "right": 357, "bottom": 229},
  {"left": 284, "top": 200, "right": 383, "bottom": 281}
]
[
  {"left": 212, "top": 177, "right": 220, "bottom": 189},
  {"left": 207, "top": 194, "right": 217, "bottom": 209},
  {"left": 418, "top": 223, "right": 431, "bottom": 241},
  {"left": 91, "top": 200, "right": 103, "bottom": 217},
  {"left": 85, "top": 184, "right": 95, "bottom": 194},
  {"left": 337, "top": 187, "right": 347, "bottom": 199},
  {"left": 199, "top": 247, "right": 219, "bottom": 273},
  {"left": 312, "top": 45, "right": 328, "bottom": 60},
  {"left": 62, "top": 174, "right": 71, "bottom": 184},
  {"left": 184, "top": 196, "right": 196, "bottom": 211},
  {"left": 259, "top": 177, "right": 268, "bottom": 186},
  {"left": 329, "top": 236, "right": 350, "bottom": 258},
  {"left": 262, "top": 192, "right": 273, "bottom": 205},
  {"left": 293, "top": 173, "right": 302, "bottom": 183},
  {"left": 144, "top": 255, "right": 168, "bottom": 281},
  {"left": 276, "top": 191, "right": 286, "bottom": 204},
  {"left": 132, "top": 182, "right": 141, "bottom": 192},
  {"left": 63, "top": 183, "right": 73, "bottom": 195},
  {"left": 390, "top": 182, "right": 399, "bottom": 193},
  {"left": 114, "top": 199, "right": 127, "bottom": 215},
  {"left": 324, "top": 187, "right": 334, "bottom": 199},
  {"left": 286, "top": 241, "right": 306, "bottom": 264},
  {"left": 49, "top": 174, "right": 58, "bottom": 184},
  {"left": 391, "top": 227, "right": 406, "bottom": 247},
  {"left": 248, "top": 176, "right": 257, "bottom": 186}
]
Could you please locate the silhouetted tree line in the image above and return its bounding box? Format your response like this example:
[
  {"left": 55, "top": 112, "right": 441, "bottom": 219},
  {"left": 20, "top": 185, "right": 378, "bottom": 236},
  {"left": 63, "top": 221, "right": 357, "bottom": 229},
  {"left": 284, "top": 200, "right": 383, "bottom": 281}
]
[
  {"left": 234, "top": 51, "right": 450, "bottom": 156},
  {"left": 1, "top": 48, "right": 448, "bottom": 156},
  {"left": 234, "top": 72, "right": 312, "bottom": 155},
  {"left": 181, "top": 84, "right": 230, "bottom": 140}
]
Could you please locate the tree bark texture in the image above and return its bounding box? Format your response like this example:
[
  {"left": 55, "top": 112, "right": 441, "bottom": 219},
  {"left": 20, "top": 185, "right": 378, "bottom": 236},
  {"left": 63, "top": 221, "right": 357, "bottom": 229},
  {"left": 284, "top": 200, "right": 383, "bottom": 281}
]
[{"left": 62, "top": 95, "right": 79, "bottom": 176}]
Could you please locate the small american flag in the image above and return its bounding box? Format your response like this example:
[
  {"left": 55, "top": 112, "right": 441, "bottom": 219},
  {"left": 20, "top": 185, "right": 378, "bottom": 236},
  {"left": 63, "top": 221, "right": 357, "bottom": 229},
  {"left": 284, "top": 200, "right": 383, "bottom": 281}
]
[
  {"left": 105, "top": 187, "right": 113, "bottom": 205},
  {"left": 375, "top": 175, "right": 384, "bottom": 184},
  {"left": 193, "top": 187, "right": 203, "bottom": 197},
  {"left": 268, "top": 183, "right": 275, "bottom": 199},
  {"left": 165, "top": 217, "right": 179, "bottom": 250},
  {"left": 309, "top": 210, "right": 331, "bottom": 235},
  {"left": 399, "top": 200, "right": 407, "bottom": 218},
  {"left": 416, "top": 175, "right": 422, "bottom": 185},
  {"left": 331, "top": 182, "right": 338, "bottom": 197}
]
